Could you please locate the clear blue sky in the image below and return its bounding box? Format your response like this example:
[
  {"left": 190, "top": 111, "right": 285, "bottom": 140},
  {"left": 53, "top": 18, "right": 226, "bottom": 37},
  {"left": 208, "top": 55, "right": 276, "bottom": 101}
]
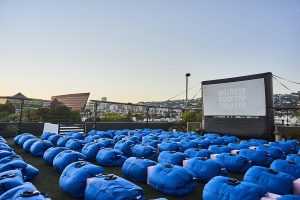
[{"left": 0, "top": 0, "right": 299, "bottom": 102}]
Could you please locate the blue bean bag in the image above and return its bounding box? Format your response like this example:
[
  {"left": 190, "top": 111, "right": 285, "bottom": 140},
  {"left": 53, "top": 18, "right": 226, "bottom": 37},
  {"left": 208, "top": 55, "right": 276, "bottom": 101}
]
[
  {"left": 131, "top": 144, "right": 158, "bottom": 160},
  {"left": 113, "top": 135, "right": 127, "bottom": 143},
  {"left": 158, "top": 142, "right": 180, "bottom": 152},
  {"left": 287, "top": 154, "right": 300, "bottom": 164},
  {"left": 57, "top": 136, "right": 73, "bottom": 147},
  {"left": 257, "top": 144, "right": 285, "bottom": 159},
  {"left": 184, "top": 148, "right": 211, "bottom": 158},
  {"left": 84, "top": 135, "right": 101, "bottom": 143},
  {"left": 148, "top": 163, "right": 196, "bottom": 197},
  {"left": 203, "top": 176, "right": 267, "bottom": 200},
  {"left": 43, "top": 147, "right": 69, "bottom": 165},
  {"left": 114, "top": 140, "right": 135, "bottom": 157},
  {"left": 0, "top": 143, "right": 13, "bottom": 152},
  {"left": 270, "top": 142, "right": 295, "bottom": 154},
  {"left": 29, "top": 140, "right": 53, "bottom": 157},
  {"left": 208, "top": 145, "right": 233, "bottom": 154},
  {"left": 227, "top": 143, "right": 250, "bottom": 150},
  {"left": 22, "top": 138, "right": 39, "bottom": 153},
  {"left": 179, "top": 140, "right": 199, "bottom": 151},
  {"left": 59, "top": 161, "right": 104, "bottom": 198},
  {"left": 81, "top": 142, "right": 106, "bottom": 161},
  {"left": 122, "top": 157, "right": 156, "bottom": 182},
  {"left": 142, "top": 140, "right": 160, "bottom": 148},
  {"left": 278, "top": 195, "right": 300, "bottom": 200},
  {"left": 185, "top": 157, "right": 227, "bottom": 183},
  {"left": 249, "top": 139, "right": 269, "bottom": 145},
  {"left": 65, "top": 139, "right": 85, "bottom": 151},
  {"left": 84, "top": 174, "right": 145, "bottom": 200},
  {"left": 96, "top": 148, "right": 127, "bottom": 167},
  {"left": 47, "top": 134, "right": 62, "bottom": 146},
  {"left": 53, "top": 150, "right": 86, "bottom": 173},
  {"left": 239, "top": 149, "right": 273, "bottom": 166},
  {"left": 0, "top": 170, "right": 24, "bottom": 195},
  {"left": 207, "top": 138, "right": 224, "bottom": 145},
  {"left": 222, "top": 136, "right": 239, "bottom": 144},
  {"left": 271, "top": 160, "right": 300, "bottom": 178},
  {"left": 70, "top": 132, "right": 85, "bottom": 140},
  {"left": 194, "top": 140, "right": 211, "bottom": 149},
  {"left": 14, "top": 133, "right": 30, "bottom": 145},
  {"left": 0, "top": 182, "right": 49, "bottom": 200},
  {"left": 0, "top": 155, "right": 23, "bottom": 165},
  {"left": 0, "top": 150, "right": 15, "bottom": 159},
  {"left": 95, "top": 138, "right": 114, "bottom": 148},
  {"left": 17, "top": 135, "right": 36, "bottom": 147},
  {"left": 158, "top": 151, "right": 189, "bottom": 166},
  {"left": 244, "top": 166, "right": 296, "bottom": 195},
  {"left": 287, "top": 140, "right": 299, "bottom": 148},
  {"left": 94, "top": 131, "right": 113, "bottom": 138},
  {"left": 216, "top": 153, "right": 252, "bottom": 173},
  {"left": 86, "top": 130, "right": 97, "bottom": 135},
  {"left": 240, "top": 141, "right": 261, "bottom": 147},
  {"left": 40, "top": 132, "right": 56, "bottom": 140},
  {"left": 0, "top": 160, "right": 39, "bottom": 181}
]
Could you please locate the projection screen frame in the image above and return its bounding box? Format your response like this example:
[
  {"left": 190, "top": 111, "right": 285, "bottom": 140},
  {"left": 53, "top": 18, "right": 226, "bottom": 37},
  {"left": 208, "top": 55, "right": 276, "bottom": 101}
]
[{"left": 201, "top": 72, "right": 274, "bottom": 140}]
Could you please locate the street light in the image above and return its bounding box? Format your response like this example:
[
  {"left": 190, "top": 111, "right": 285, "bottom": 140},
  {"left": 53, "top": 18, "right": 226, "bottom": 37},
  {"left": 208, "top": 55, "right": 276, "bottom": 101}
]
[{"left": 185, "top": 73, "right": 191, "bottom": 109}]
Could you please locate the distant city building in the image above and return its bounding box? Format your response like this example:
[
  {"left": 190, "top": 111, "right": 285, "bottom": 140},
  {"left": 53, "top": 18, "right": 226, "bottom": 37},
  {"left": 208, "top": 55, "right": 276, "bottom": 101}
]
[
  {"left": 101, "top": 97, "right": 107, "bottom": 102},
  {"left": 51, "top": 93, "right": 90, "bottom": 111},
  {"left": 5, "top": 92, "right": 44, "bottom": 112}
]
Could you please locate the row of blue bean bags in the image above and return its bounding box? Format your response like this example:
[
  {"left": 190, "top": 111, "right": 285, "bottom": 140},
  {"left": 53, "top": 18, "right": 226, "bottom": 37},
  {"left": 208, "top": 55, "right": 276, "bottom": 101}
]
[
  {"left": 15, "top": 132, "right": 148, "bottom": 199},
  {"left": 1, "top": 135, "right": 50, "bottom": 200}
]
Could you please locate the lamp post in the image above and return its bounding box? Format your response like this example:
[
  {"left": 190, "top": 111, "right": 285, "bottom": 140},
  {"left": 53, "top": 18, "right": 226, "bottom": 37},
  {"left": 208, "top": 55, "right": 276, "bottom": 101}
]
[{"left": 185, "top": 73, "right": 191, "bottom": 127}]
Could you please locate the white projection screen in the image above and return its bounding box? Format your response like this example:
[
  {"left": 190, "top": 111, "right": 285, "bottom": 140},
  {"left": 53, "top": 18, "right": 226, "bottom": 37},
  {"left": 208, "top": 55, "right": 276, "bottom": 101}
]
[{"left": 203, "top": 78, "right": 266, "bottom": 116}]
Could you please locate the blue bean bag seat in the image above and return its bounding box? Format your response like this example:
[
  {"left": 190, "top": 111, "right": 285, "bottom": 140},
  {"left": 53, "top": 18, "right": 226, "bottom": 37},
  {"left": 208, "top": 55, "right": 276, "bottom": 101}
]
[
  {"left": 286, "top": 154, "right": 300, "bottom": 164},
  {"left": 40, "top": 132, "right": 56, "bottom": 140},
  {"left": 249, "top": 139, "right": 269, "bottom": 145},
  {"left": 53, "top": 150, "right": 86, "bottom": 173},
  {"left": 0, "top": 170, "right": 24, "bottom": 195},
  {"left": 84, "top": 135, "right": 101, "bottom": 143},
  {"left": 222, "top": 136, "right": 239, "bottom": 144},
  {"left": 14, "top": 133, "right": 30, "bottom": 145},
  {"left": 86, "top": 130, "right": 97, "bottom": 135},
  {"left": 59, "top": 161, "right": 104, "bottom": 198},
  {"left": 96, "top": 148, "right": 127, "bottom": 167},
  {"left": 0, "top": 143, "right": 13, "bottom": 152},
  {"left": 208, "top": 145, "right": 233, "bottom": 154},
  {"left": 227, "top": 142, "right": 250, "bottom": 150},
  {"left": 143, "top": 135, "right": 159, "bottom": 143},
  {"left": 239, "top": 149, "right": 273, "bottom": 166},
  {"left": 0, "top": 160, "right": 39, "bottom": 181},
  {"left": 244, "top": 166, "right": 296, "bottom": 195},
  {"left": 57, "top": 136, "right": 73, "bottom": 147},
  {"left": 203, "top": 176, "right": 267, "bottom": 200},
  {"left": 114, "top": 140, "right": 135, "bottom": 157},
  {"left": 47, "top": 134, "right": 62, "bottom": 146},
  {"left": 81, "top": 142, "right": 106, "bottom": 161},
  {"left": 216, "top": 153, "right": 252, "bottom": 173},
  {"left": 158, "top": 151, "right": 189, "bottom": 166},
  {"left": 0, "top": 155, "right": 23, "bottom": 165},
  {"left": 158, "top": 142, "right": 180, "bottom": 152},
  {"left": 43, "top": 147, "right": 69, "bottom": 165},
  {"left": 17, "top": 134, "right": 36, "bottom": 147},
  {"left": 185, "top": 157, "right": 227, "bottom": 183},
  {"left": 271, "top": 160, "right": 300, "bottom": 178},
  {"left": 270, "top": 142, "right": 295, "bottom": 154},
  {"left": 278, "top": 195, "right": 300, "bottom": 200},
  {"left": 94, "top": 131, "right": 113, "bottom": 139},
  {"left": 184, "top": 148, "right": 211, "bottom": 158},
  {"left": 131, "top": 144, "right": 158, "bottom": 160},
  {"left": 122, "top": 157, "right": 156, "bottom": 182},
  {"left": 0, "top": 150, "right": 15, "bottom": 160},
  {"left": 179, "top": 140, "right": 199, "bottom": 151},
  {"left": 84, "top": 174, "right": 145, "bottom": 200},
  {"left": 113, "top": 135, "right": 126, "bottom": 143},
  {"left": 65, "top": 139, "right": 85, "bottom": 151},
  {"left": 240, "top": 141, "right": 261, "bottom": 147},
  {"left": 257, "top": 144, "right": 285, "bottom": 159},
  {"left": 70, "top": 132, "right": 85, "bottom": 140},
  {"left": 193, "top": 139, "right": 210, "bottom": 149},
  {"left": 29, "top": 140, "right": 53, "bottom": 157},
  {"left": 22, "top": 138, "right": 39, "bottom": 153},
  {"left": 207, "top": 138, "right": 224, "bottom": 145},
  {"left": 0, "top": 182, "right": 49, "bottom": 200},
  {"left": 287, "top": 140, "right": 299, "bottom": 148},
  {"left": 95, "top": 138, "right": 114, "bottom": 148},
  {"left": 148, "top": 163, "right": 196, "bottom": 196}
]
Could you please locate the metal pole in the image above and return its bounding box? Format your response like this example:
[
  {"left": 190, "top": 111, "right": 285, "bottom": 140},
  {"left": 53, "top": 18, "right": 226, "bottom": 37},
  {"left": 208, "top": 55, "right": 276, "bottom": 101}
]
[
  {"left": 185, "top": 73, "right": 191, "bottom": 126},
  {"left": 286, "top": 109, "right": 289, "bottom": 126},
  {"left": 93, "top": 102, "right": 98, "bottom": 129},
  {"left": 146, "top": 107, "right": 150, "bottom": 127},
  {"left": 18, "top": 100, "right": 24, "bottom": 134}
]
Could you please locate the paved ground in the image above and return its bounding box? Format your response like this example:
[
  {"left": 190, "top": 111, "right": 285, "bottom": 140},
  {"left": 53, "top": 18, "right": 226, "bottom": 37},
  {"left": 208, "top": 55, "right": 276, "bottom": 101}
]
[{"left": 7, "top": 138, "right": 243, "bottom": 200}]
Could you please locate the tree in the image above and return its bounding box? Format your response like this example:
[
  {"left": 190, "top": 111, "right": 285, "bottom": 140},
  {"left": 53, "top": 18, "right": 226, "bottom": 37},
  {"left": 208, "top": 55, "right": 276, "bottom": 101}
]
[
  {"left": 0, "top": 103, "right": 15, "bottom": 121},
  {"left": 101, "top": 112, "right": 132, "bottom": 122},
  {"left": 182, "top": 110, "right": 202, "bottom": 122}
]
